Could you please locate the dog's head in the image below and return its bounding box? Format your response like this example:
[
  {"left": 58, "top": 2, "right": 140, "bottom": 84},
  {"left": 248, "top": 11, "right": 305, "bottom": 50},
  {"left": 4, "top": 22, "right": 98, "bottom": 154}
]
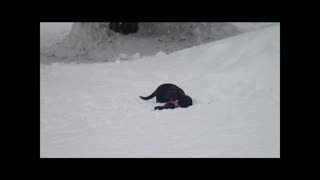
[{"left": 178, "top": 95, "right": 193, "bottom": 108}]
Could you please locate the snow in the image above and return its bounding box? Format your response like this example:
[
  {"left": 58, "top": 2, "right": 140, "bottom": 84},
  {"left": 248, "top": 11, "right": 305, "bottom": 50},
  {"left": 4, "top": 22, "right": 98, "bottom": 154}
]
[
  {"left": 40, "top": 23, "right": 242, "bottom": 63},
  {"left": 40, "top": 23, "right": 277, "bottom": 64},
  {"left": 231, "top": 22, "right": 275, "bottom": 33},
  {"left": 40, "top": 23, "right": 72, "bottom": 48},
  {"left": 40, "top": 23, "right": 280, "bottom": 157}
]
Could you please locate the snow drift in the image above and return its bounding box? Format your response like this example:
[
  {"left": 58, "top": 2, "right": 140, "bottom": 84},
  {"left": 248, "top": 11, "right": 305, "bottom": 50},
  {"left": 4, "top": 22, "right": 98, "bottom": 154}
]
[
  {"left": 40, "top": 24, "right": 280, "bottom": 158},
  {"left": 40, "top": 23, "right": 241, "bottom": 63}
]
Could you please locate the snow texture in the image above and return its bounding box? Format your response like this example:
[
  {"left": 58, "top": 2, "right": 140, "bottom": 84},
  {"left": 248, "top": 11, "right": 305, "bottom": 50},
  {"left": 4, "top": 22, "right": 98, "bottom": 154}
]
[
  {"left": 41, "top": 23, "right": 243, "bottom": 63},
  {"left": 40, "top": 23, "right": 280, "bottom": 158}
]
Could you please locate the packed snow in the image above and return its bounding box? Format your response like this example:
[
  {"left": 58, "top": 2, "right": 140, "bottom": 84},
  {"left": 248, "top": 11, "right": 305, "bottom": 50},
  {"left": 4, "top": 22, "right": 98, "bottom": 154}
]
[{"left": 40, "top": 23, "right": 280, "bottom": 157}]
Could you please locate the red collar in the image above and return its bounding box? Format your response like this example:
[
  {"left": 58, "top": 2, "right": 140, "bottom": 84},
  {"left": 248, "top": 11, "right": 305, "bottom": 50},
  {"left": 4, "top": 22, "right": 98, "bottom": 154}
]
[{"left": 169, "top": 100, "right": 180, "bottom": 107}]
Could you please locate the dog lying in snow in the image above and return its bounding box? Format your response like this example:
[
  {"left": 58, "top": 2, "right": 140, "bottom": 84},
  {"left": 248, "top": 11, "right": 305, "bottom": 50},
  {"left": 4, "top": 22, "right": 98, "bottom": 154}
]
[{"left": 140, "top": 83, "right": 193, "bottom": 110}]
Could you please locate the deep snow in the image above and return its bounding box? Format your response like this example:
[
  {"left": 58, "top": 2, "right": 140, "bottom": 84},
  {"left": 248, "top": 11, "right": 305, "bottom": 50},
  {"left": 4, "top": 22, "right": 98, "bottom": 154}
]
[
  {"left": 40, "top": 23, "right": 72, "bottom": 48},
  {"left": 40, "top": 23, "right": 274, "bottom": 64},
  {"left": 40, "top": 23, "right": 280, "bottom": 157}
]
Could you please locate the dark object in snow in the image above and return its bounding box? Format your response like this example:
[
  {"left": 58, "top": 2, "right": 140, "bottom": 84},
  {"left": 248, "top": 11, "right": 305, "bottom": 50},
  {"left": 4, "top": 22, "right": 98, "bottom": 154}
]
[
  {"left": 109, "top": 22, "right": 138, "bottom": 35},
  {"left": 154, "top": 100, "right": 179, "bottom": 110},
  {"left": 140, "top": 83, "right": 193, "bottom": 110}
]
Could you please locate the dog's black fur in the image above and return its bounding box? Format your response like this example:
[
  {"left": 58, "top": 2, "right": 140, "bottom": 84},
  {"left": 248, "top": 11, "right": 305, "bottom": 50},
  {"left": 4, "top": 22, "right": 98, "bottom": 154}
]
[{"left": 140, "top": 83, "right": 193, "bottom": 110}]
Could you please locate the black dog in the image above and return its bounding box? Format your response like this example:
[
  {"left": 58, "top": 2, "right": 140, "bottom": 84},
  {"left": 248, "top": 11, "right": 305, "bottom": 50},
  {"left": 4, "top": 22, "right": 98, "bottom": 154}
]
[{"left": 140, "top": 83, "right": 193, "bottom": 110}]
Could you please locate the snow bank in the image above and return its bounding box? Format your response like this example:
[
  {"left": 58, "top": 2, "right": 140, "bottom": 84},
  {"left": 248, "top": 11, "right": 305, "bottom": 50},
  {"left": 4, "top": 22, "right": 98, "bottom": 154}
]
[
  {"left": 41, "top": 23, "right": 242, "bottom": 63},
  {"left": 40, "top": 23, "right": 276, "bottom": 64},
  {"left": 231, "top": 22, "right": 275, "bottom": 33},
  {"left": 40, "top": 23, "right": 72, "bottom": 48},
  {"left": 41, "top": 24, "right": 280, "bottom": 157}
]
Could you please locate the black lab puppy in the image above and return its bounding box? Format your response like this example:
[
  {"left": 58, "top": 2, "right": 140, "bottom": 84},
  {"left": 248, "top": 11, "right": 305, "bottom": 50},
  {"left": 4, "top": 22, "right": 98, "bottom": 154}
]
[{"left": 140, "top": 83, "right": 193, "bottom": 110}]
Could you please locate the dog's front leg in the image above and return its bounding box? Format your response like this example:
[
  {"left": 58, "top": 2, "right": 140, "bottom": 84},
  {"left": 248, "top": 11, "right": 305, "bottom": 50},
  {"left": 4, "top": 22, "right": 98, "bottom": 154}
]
[{"left": 154, "top": 102, "right": 176, "bottom": 110}]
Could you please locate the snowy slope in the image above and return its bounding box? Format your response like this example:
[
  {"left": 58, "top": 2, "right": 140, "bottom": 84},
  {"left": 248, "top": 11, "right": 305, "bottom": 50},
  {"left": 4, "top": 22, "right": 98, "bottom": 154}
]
[
  {"left": 40, "top": 23, "right": 275, "bottom": 64},
  {"left": 40, "top": 24, "right": 280, "bottom": 158},
  {"left": 231, "top": 23, "right": 274, "bottom": 32},
  {"left": 40, "top": 23, "right": 72, "bottom": 48}
]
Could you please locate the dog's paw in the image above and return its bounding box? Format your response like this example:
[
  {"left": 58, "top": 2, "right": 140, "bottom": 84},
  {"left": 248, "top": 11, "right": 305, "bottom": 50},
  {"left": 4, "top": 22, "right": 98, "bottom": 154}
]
[{"left": 154, "top": 106, "right": 162, "bottom": 110}]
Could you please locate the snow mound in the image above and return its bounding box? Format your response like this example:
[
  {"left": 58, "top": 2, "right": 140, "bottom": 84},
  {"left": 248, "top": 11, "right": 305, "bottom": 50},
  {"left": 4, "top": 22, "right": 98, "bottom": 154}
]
[
  {"left": 41, "top": 24, "right": 280, "bottom": 157},
  {"left": 40, "top": 23, "right": 72, "bottom": 48},
  {"left": 41, "top": 23, "right": 242, "bottom": 64}
]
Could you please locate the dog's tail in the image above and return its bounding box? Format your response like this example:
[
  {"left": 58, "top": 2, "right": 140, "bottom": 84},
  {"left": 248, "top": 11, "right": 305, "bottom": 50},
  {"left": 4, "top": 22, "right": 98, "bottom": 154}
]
[{"left": 139, "top": 90, "right": 156, "bottom": 100}]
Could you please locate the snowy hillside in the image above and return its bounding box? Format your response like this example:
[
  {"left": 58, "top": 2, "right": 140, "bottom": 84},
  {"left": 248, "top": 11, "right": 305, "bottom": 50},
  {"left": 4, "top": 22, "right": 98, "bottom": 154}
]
[
  {"left": 40, "top": 23, "right": 275, "bottom": 64},
  {"left": 40, "top": 24, "right": 280, "bottom": 158},
  {"left": 40, "top": 23, "right": 72, "bottom": 48}
]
